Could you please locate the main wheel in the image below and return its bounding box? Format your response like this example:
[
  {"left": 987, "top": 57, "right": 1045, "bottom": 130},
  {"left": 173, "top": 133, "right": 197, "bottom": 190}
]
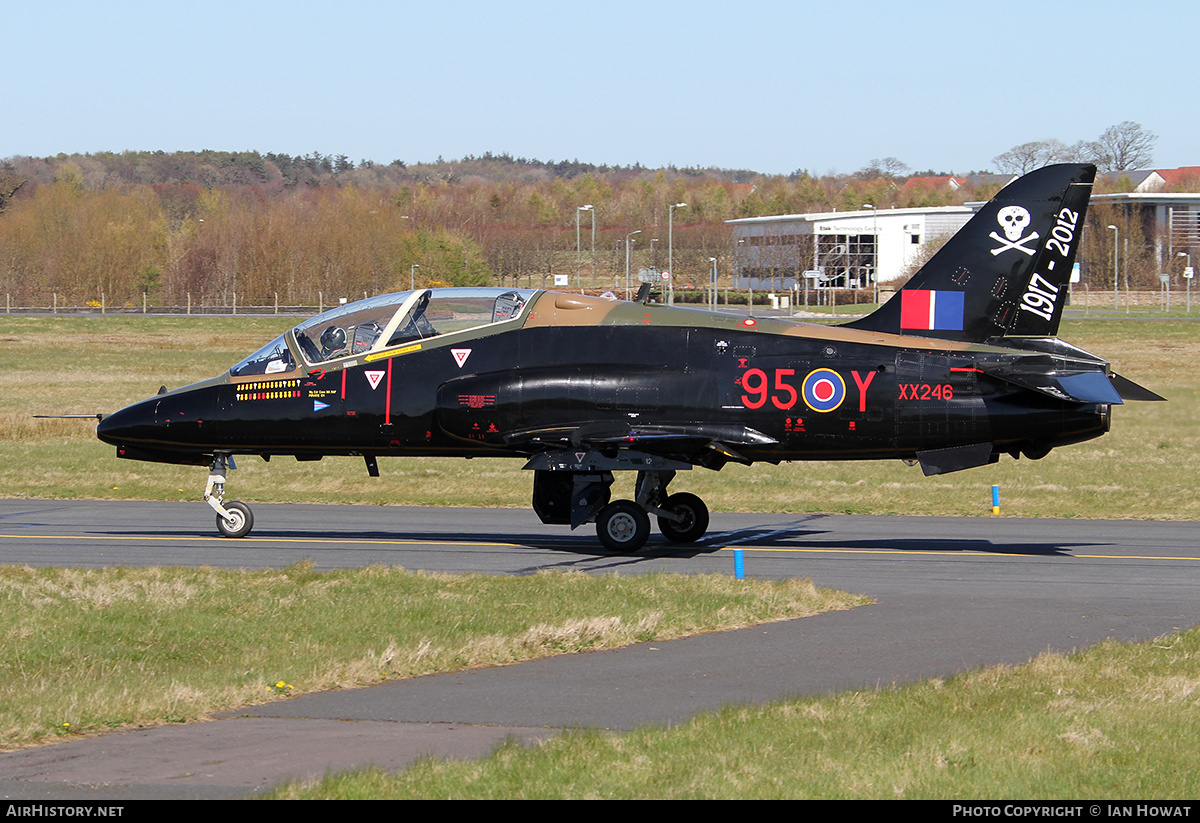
[
  {"left": 657, "top": 492, "right": 709, "bottom": 543},
  {"left": 216, "top": 500, "right": 254, "bottom": 538},
  {"left": 596, "top": 500, "right": 651, "bottom": 552}
]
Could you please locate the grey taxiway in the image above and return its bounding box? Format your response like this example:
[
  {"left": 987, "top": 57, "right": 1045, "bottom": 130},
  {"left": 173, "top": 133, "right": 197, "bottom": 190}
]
[{"left": 0, "top": 500, "right": 1197, "bottom": 799}]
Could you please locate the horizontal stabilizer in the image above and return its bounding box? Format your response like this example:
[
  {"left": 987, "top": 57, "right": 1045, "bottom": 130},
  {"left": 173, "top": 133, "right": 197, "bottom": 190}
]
[
  {"left": 1052, "top": 372, "right": 1124, "bottom": 405},
  {"left": 1110, "top": 372, "right": 1167, "bottom": 402},
  {"left": 982, "top": 365, "right": 1124, "bottom": 405}
]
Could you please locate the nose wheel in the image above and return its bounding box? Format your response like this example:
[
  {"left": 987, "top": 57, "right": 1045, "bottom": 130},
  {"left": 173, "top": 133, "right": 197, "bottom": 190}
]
[
  {"left": 215, "top": 500, "right": 254, "bottom": 538},
  {"left": 204, "top": 454, "right": 255, "bottom": 538}
]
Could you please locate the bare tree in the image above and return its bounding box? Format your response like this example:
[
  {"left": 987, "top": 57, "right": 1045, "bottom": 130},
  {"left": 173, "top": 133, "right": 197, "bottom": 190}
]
[
  {"left": 1092, "top": 121, "right": 1157, "bottom": 171},
  {"left": 856, "top": 157, "right": 910, "bottom": 180},
  {"left": 996, "top": 123, "right": 1158, "bottom": 175},
  {"left": 992, "top": 139, "right": 1072, "bottom": 174}
]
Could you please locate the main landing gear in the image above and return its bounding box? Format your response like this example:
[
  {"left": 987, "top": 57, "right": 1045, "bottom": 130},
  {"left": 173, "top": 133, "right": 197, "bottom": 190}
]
[
  {"left": 595, "top": 491, "right": 709, "bottom": 552},
  {"left": 205, "top": 454, "right": 254, "bottom": 538},
  {"left": 531, "top": 462, "right": 710, "bottom": 553}
]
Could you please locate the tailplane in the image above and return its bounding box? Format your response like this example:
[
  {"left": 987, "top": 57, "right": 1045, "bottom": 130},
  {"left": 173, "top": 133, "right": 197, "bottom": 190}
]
[{"left": 845, "top": 163, "right": 1096, "bottom": 343}]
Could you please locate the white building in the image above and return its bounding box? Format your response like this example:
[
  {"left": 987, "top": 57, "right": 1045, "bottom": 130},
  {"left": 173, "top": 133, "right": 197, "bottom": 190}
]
[
  {"left": 726, "top": 206, "right": 977, "bottom": 289},
  {"left": 1089, "top": 192, "right": 1200, "bottom": 259}
]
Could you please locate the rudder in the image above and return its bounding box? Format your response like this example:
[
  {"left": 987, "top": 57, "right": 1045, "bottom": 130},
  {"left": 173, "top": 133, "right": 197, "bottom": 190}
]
[{"left": 845, "top": 163, "right": 1096, "bottom": 342}]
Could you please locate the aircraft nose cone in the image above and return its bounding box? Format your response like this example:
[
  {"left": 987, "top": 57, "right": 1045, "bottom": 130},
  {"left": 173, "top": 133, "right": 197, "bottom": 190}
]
[{"left": 96, "top": 398, "right": 157, "bottom": 446}]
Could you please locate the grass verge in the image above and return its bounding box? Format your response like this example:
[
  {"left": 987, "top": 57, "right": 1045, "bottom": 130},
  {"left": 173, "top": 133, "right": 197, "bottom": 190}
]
[
  {"left": 0, "top": 563, "right": 867, "bottom": 749},
  {"left": 268, "top": 627, "right": 1200, "bottom": 799}
]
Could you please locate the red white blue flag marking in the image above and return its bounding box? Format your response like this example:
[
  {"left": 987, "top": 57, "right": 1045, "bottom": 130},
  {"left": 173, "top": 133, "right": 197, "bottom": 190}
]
[{"left": 900, "top": 289, "right": 965, "bottom": 331}]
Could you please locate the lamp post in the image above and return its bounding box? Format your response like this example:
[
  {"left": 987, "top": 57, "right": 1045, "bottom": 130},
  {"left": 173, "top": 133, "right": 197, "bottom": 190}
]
[
  {"left": 625, "top": 230, "right": 642, "bottom": 300},
  {"left": 576, "top": 205, "right": 593, "bottom": 291},
  {"left": 1179, "top": 251, "right": 1192, "bottom": 312},
  {"left": 1108, "top": 225, "right": 1118, "bottom": 310},
  {"left": 668, "top": 202, "right": 687, "bottom": 305},
  {"left": 863, "top": 204, "right": 878, "bottom": 305},
  {"left": 410, "top": 263, "right": 420, "bottom": 291},
  {"left": 709, "top": 258, "right": 718, "bottom": 310}
]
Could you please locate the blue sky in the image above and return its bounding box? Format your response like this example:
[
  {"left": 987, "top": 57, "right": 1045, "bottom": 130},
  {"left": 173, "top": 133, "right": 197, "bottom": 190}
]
[{"left": 8, "top": 0, "right": 1196, "bottom": 175}]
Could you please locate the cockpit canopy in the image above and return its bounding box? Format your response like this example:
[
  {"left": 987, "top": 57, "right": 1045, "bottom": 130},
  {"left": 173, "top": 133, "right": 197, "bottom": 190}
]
[{"left": 229, "top": 287, "right": 536, "bottom": 378}]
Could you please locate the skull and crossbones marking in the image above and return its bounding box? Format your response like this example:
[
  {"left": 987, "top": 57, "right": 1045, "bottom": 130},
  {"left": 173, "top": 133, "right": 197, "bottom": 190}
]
[{"left": 989, "top": 206, "right": 1039, "bottom": 256}]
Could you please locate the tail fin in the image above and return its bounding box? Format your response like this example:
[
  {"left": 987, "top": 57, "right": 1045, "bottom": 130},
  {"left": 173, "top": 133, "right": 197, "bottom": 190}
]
[{"left": 845, "top": 163, "right": 1096, "bottom": 343}]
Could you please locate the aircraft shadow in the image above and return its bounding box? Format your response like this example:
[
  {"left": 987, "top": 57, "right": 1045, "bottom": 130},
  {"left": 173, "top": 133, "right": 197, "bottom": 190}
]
[
  {"left": 85, "top": 526, "right": 727, "bottom": 559},
  {"left": 266, "top": 528, "right": 731, "bottom": 560},
  {"left": 703, "top": 531, "right": 1077, "bottom": 557},
  {"left": 88, "top": 525, "right": 1082, "bottom": 559}
]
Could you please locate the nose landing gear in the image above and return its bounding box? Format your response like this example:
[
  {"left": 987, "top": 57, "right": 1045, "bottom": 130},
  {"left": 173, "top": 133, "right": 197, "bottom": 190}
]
[{"left": 204, "top": 454, "right": 254, "bottom": 538}]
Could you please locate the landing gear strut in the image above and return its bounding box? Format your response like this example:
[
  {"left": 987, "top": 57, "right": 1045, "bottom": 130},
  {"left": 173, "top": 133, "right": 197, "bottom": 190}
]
[
  {"left": 204, "top": 454, "right": 254, "bottom": 538},
  {"left": 528, "top": 452, "right": 712, "bottom": 553}
]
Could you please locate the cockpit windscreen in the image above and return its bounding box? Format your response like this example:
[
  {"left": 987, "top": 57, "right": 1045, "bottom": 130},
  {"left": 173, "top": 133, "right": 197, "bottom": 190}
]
[{"left": 228, "top": 289, "right": 536, "bottom": 377}]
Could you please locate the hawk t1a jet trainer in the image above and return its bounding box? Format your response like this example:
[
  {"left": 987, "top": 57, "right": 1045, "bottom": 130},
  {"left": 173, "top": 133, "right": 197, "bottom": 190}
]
[{"left": 97, "top": 163, "right": 1161, "bottom": 551}]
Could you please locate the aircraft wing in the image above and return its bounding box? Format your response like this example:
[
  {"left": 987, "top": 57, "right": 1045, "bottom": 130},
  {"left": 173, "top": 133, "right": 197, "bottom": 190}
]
[{"left": 503, "top": 421, "right": 778, "bottom": 467}]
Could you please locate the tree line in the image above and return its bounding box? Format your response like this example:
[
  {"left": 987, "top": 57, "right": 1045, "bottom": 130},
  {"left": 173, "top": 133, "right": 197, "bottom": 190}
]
[{"left": 0, "top": 131, "right": 1187, "bottom": 307}]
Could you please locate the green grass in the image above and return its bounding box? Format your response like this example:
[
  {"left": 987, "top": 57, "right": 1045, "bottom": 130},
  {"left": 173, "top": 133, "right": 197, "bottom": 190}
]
[
  {"left": 269, "top": 627, "right": 1200, "bottom": 799},
  {"left": 0, "top": 563, "right": 865, "bottom": 748}
]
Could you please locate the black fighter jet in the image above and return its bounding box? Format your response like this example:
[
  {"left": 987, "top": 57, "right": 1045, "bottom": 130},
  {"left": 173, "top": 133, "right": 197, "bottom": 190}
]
[{"left": 97, "top": 163, "right": 1161, "bottom": 551}]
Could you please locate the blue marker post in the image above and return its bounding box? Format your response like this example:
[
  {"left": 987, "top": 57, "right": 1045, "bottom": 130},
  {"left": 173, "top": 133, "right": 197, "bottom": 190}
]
[
  {"left": 991, "top": 484, "right": 1000, "bottom": 516},
  {"left": 733, "top": 548, "right": 745, "bottom": 580}
]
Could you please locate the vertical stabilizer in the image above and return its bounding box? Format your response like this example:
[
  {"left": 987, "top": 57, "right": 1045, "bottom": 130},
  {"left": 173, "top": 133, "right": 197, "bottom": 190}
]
[{"left": 845, "top": 163, "right": 1095, "bottom": 342}]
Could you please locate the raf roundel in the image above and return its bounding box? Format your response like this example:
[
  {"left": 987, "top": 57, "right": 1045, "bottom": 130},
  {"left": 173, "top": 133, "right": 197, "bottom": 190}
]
[{"left": 802, "top": 368, "right": 845, "bottom": 413}]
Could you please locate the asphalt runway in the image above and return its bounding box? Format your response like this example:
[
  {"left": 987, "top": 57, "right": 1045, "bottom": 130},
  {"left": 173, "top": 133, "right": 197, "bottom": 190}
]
[{"left": 1, "top": 499, "right": 1198, "bottom": 799}]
